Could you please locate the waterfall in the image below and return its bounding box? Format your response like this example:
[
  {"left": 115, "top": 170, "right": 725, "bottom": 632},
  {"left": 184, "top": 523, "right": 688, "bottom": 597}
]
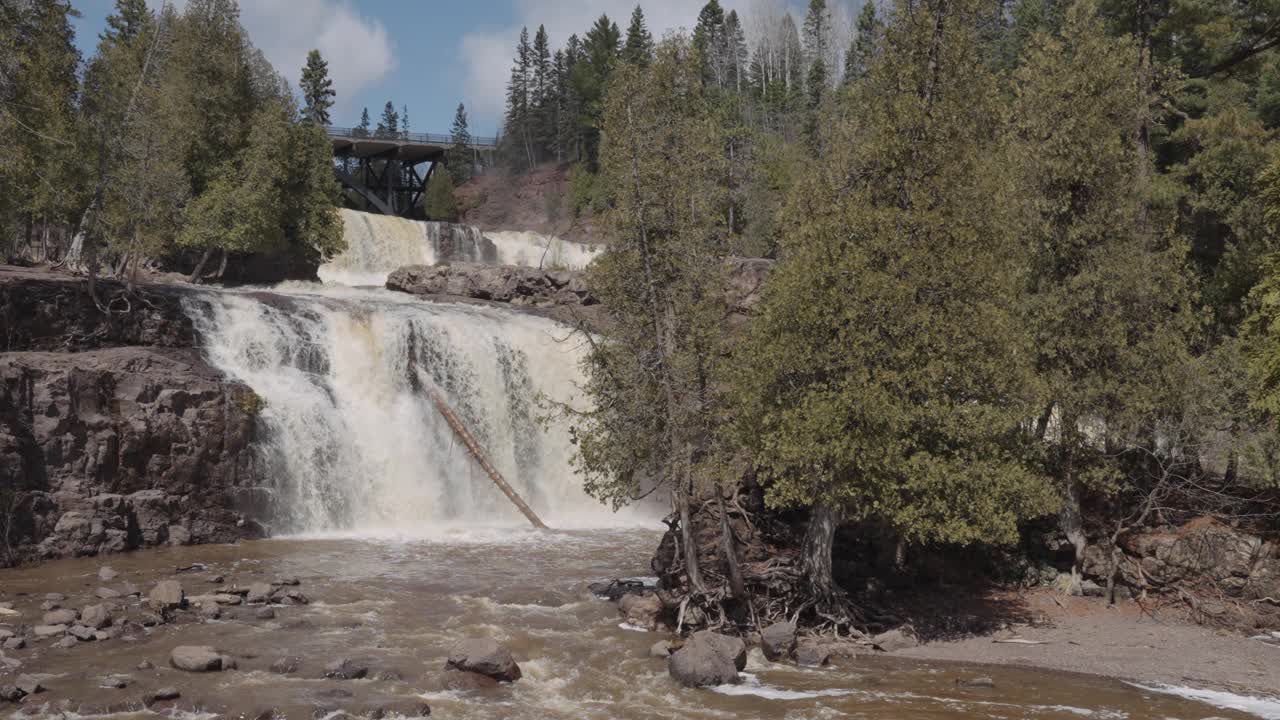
[
  {"left": 183, "top": 286, "right": 626, "bottom": 534},
  {"left": 320, "top": 209, "right": 603, "bottom": 286}
]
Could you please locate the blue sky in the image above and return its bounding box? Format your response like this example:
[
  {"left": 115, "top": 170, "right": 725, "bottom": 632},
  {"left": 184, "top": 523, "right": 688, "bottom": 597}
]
[{"left": 69, "top": 0, "right": 844, "bottom": 135}]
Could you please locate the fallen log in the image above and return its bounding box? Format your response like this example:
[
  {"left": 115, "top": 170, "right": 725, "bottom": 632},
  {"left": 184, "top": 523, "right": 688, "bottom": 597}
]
[{"left": 418, "top": 370, "right": 548, "bottom": 529}]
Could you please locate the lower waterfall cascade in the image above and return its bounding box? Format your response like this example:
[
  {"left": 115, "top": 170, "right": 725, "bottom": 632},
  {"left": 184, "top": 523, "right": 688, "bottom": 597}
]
[{"left": 183, "top": 211, "right": 626, "bottom": 535}]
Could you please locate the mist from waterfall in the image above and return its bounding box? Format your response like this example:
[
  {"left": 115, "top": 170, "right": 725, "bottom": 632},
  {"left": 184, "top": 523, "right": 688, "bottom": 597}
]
[
  {"left": 319, "top": 209, "right": 602, "bottom": 287},
  {"left": 185, "top": 287, "right": 629, "bottom": 534}
]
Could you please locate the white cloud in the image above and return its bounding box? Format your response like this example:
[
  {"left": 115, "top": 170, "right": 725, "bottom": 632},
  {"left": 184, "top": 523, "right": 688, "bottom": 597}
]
[{"left": 150, "top": 0, "right": 395, "bottom": 114}]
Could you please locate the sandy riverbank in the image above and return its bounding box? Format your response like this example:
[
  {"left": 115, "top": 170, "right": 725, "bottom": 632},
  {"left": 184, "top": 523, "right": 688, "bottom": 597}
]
[{"left": 888, "top": 588, "right": 1280, "bottom": 699}]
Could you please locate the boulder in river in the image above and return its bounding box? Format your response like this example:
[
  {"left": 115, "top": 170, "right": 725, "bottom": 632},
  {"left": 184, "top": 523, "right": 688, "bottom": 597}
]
[
  {"left": 3, "top": 637, "right": 26, "bottom": 650},
  {"left": 95, "top": 587, "right": 121, "bottom": 599},
  {"left": 169, "top": 645, "right": 225, "bottom": 672},
  {"left": 143, "top": 687, "right": 180, "bottom": 705},
  {"left": 245, "top": 582, "right": 272, "bottom": 604},
  {"left": 366, "top": 700, "right": 432, "bottom": 718},
  {"left": 618, "top": 593, "right": 664, "bottom": 631},
  {"left": 148, "top": 580, "right": 185, "bottom": 612},
  {"left": 0, "top": 685, "right": 23, "bottom": 703},
  {"left": 98, "top": 567, "right": 118, "bottom": 581},
  {"left": 33, "top": 624, "right": 67, "bottom": 638},
  {"left": 650, "top": 640, "right": 674, "bottom": 658},
  {"left": 871, "top": 628, "right": 918, "bottom": 652},
  {"left": 760, "top": 621, "right": 797, "bottom": 661},
  {"left": 444, "top": 670, "right": 500, "bottom": 691},
  {"left": 81, "top": 604, "right": 112, "bottom": 629},
  {"left": 324, "top": 658, "right": 369, "bottom": 680},
  {"left": 445, "top": 639, "right": 522, "bottom": 682},
  {"left": 667, "top": 631, "right": 743, "bottom": 687},
  {"left": 255, "top": 606, "right": 276, "bottom": 620},
  {"left": 795, "top": 643, "right": 831, "bottom": 667},
  {"left": 54, "top": 636, "right": 78, "bottom": 649},
  {"left": 42, "top": 608, "right": 77, "bottom": 625},
  {"left": 15, "top": 675, "right": 43, "bottom": 695},
  {"left": 68, "top": 625, "right": 96, "bottom": 641}
]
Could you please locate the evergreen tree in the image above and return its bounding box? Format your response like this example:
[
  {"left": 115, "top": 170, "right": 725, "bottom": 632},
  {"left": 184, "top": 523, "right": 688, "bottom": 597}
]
[
  {"left": 844, "top": 1, "right": 881, "bottom": 83},
  {"left": 724, "top": 10, "right": 748, "bottom": 92},
  {"left": 504, "top": 26, "right": 533, "bottom": 169},
  {"left": 573, "top": 15, "right": 622, "bottom": 169},
  {"left": 447, "top": 102, "right": 472, "bottom": 185},
  {"left": 375, "top": 100, "right": 398, "bottom": 138},
  {"left": 1010, "top": 0, "right": 1196, "bottom": 574},
  {"left": 400, "top": 104, "right": 410, "bottom": 133},
  {"left": 300, "top": 49, "right": 335, "bottom": 125},
  {"left": 802, "top": 0, "right": 830, "bottom": 73},
  {"left": 423, "top": 170, "right": 458, "bottom": 221},
  {"left": 730, "top": 0, "right": 1057, "bottom": 615},
  {"left": 354, "top": 106, "right": 371, "bottom": 137},
  {"left": 622, "top": 5, "right": 654, "bottom": 66},
  {"left": 693, "top": 0, "right": 727, "bottom": 87},
  {"left": 532, "top": 25, "right": 554, "bottom": 159},
  {"left": 575, "top": 37, "right": 728, "bottom": 593}
]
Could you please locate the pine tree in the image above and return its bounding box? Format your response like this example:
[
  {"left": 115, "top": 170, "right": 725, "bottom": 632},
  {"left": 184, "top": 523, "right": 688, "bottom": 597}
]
[
  {"left": 844, "top": 1, "right": 881, "bottom": 83},
  {"left": 400, "top": 104, "right": 409, "bottom": 133},
  {"left": 575, "top": 37, "right": 728, "bottom": 593},
  {"left": 730, "top": 0, "right": 1057, "bottom": 616},
  {"left": 423, "top": 169, "right": 458, "bottom": 221},
  {"left": 354, "top": 107, "right": 370, "bottom": 137},
  {"left": 504, "top": 26, "right": 533, "bottom": 169},
  {"left": 622, "top": 5, "right": 654, "bottom": 66},
  {"left": 802, "top": 0, "right": 830, "bottom": 73},
  {"left": 531, "top": 25, "right": 553, "bottom": 160},
  {"left": 574, "top": 15, "right": 622, "bottom": 169},
  {"left": 693, "top": 0, "right": 726, "bottom": 87},
  {"left": 1010, "top": 0, "right": 1195, "bottom": 574},
  {"left": 300, "top": 49, "right": 335, "bottom": 125},
  {"left": 447, "top": 102, "right": 472, "bottom": 185},
  {"left": 724, "top": 10, "right": 748, "bottom": 92},
  {"left": 375, "top": 100, "right": 398, "bottom": 138}
]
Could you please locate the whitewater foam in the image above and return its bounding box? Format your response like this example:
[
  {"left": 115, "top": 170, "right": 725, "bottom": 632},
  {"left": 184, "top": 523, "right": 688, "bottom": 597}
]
[{"left": 1130, "top": 682, "right": 1280, "bottom": 719}]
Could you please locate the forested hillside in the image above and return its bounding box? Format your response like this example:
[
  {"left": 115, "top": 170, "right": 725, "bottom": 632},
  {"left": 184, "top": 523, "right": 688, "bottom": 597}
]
[
  {"left": 0, "top": 0, "right": 343, "bottom": 287},
  {"left": 526, "top": 0, "right": 1280, "bottom": 628}
]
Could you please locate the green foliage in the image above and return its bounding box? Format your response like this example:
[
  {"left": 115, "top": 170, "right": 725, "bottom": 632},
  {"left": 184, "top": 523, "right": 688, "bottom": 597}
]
[
  {"left": 566, "top": 163, "right": 606, "bottom": 217},
  {"left": 424, "top": 171, "right": 459, "bottom": 222},
  {"left": 622, "top": 5, "right": 654, "bottom": 66},
  {"left": 300, "top": 49, "right": 335, "bottom": 125},
  {"left": 447, "top": 103, "right": 472, "bottom": 186},
  {"left": 729, "top": 0, "right": 1057, "bottom": 546},
  {"left": 573, "top": 37, "right": 726, "bottom": 509}
]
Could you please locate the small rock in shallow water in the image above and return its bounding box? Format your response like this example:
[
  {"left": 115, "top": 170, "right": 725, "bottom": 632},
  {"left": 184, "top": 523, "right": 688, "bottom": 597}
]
[
  {"left": 98, "top": 567, "right": 118, "bottom": 581},
  {"left": 618, "top": 593, "right": 664, "bottom": 631},
  {"left": 324, "top": 658, "right": 369, "bottom": 680},
  {"left": 170, "top": 645, "right": 224, "bottom": 672},
  {"left": 144, "top": 687, "right": 180, "bottom": 704},
  {"left": 209, "top": 575, "right": 225, "bottom": 584},
  {"left": 0, "top": 629, "right": 12, "bottom": 640},
  {"left": 45, "top": 593, "right": 66, "bottom": 602},
  {"left": 94, "top": 628, "right": 121, "bottom": 642},
  {"left": 270, "top": 656, "right": 301, "bottom": 674},
  {"left": 148, "top": 581, "right": 185, "bottom": 612},
  {"left": 957, "top": 676, "right": 995, "bottom": 688},
  {"left": 54, "top": 636, "right": 79, "bottom": 649},
  {"left": 81, "top": 603, "right": 112, "bottom": 629},
  {"left": 3, "top": 637, "right": 26, "bottom": 650},
  {"left": 443, "top": 670, "right": 499, "bottom": 691},
  {"left": 649, "top": 640, "right": 674, "bottom": 658},
  {"left": 246, "top": 582, "right": 273, "bottom": 604},
  {"left": 139, "top": 612, "right": 163, "bottom": 627},
  {"left": 795, "top": 643, "right": 831, "bottom": 667},
  {"left": 68, "top": 625, "right": 96, "bottom": 641},
  {"left": 871, "top": 628, "right": 918, "bottom": 652},
  {"left": 0, "top": 685, "right": 23, "bottom": 702},
  {"left": 667, "top": 632, "right": 742, "bottom": 687},
  {"left": 254, "top": 606, "right": 276, "bottom": 620},
  {"left": 277, "top": 576, "right": 300, "bottom": 586},
  {"left": 761, "top": 621, "right": 798, "bottom": 661},
  {"left": 42, "top": 609, "right": 77, "bottom": 625},
  {"left": 15, "top": 675, "right": 43, "bottom": 695},
  {"left": 445, "top": 639, "right": 521, "bottom": 682},
  {"left": 33, "top": 624, "right": 67, "bottom": 638},
  {"left": 374, "top": 669, "right": 404, "bottom": 682},
  {"left": 95, "top": 587, "right": 121, "bottom": 599},
  {"left": 316, "top": 687, "right": 354, "bottom": 699},
  {"left": 100, "top": 674, "right": 131, "bottom": 689},
  {"left": 136, "top": 660, "right": 154, "bottom": 670},
  {"left": 38, "top": 601, "right": 59, "bottom": 611}
]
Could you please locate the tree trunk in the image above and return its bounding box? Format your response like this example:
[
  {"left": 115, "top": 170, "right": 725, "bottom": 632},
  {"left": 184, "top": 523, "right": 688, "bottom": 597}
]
[
  {"left": 715, "top": 488, "right": 746, "bottom": 599},
  {"left": 677, "top": 490, "right": 707, "bottom": 594},
  {"left": 802, "top": 500, "right": 841, "bottom": 604},
  {"left": 189, "top": 248, "right": 214, "bottom": 284},
  {"left": 1059, "top": 450, "right": 1088, "bottom": 578}
]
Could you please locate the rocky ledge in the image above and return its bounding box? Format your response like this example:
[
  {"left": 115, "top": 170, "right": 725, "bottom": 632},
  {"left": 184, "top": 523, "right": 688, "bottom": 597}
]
[
  {"left": 385, "top": 257, "right": 773, "bottom": 330},
  {"left": 0, "top": 268, "right": 264, "bottom": 567}
]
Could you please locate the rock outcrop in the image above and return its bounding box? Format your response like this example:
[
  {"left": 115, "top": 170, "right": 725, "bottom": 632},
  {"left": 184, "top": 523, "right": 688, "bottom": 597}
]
[
  {"left": 387, "top": 263, "right": 596, "bottom": 308},
  {"left": 0, "top": 268, "right": 266, "bottom": 567}
]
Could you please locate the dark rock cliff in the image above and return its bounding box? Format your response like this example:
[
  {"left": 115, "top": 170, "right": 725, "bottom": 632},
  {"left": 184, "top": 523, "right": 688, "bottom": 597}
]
[{"left": 0, "top": 268, "right": 264, "bottom": 567}]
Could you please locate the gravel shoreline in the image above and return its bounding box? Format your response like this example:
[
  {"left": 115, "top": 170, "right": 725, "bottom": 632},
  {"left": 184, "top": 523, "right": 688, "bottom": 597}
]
[{"left": 888, "top": 589, "right": 1280, "bottom": 699}]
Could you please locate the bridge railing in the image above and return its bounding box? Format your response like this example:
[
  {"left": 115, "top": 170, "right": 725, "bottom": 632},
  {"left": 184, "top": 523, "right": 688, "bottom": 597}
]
[{"left": 326, "top": 126, "right": 497, "bottom": 149}]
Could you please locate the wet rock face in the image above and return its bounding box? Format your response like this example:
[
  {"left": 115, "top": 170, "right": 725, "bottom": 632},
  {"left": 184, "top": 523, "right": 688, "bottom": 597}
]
[
  {"left": 0, "top": 343, "right": 264, "bottom": 567},
  {"left": 760, "top": 621, "right": 797, "bottom": 661},
  {"left": 387, "top": 263, "right": 597, "bottom": 308},
  {"left": 667, "top": 631, "right": 744, "bottom": 687},
  {"left": 445, "top": 639, "right": 522, "bottom": 682},
  {"left": 0, "top": 270, "right": 275, "bottom": 569}
]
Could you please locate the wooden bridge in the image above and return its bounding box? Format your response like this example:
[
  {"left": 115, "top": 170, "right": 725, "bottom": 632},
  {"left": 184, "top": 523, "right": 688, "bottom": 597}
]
[{"left": 327, "top": 126, "right": 497, "bottom": 217}]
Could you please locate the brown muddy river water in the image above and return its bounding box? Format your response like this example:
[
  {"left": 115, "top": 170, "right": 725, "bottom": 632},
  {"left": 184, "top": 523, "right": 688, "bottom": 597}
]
[{"left": 0, "top": 529, "right": 1274, "bottom": 720}]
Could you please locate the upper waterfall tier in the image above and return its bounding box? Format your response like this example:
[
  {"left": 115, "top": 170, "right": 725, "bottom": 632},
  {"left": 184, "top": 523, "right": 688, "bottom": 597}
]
[{"left": 319, "top": 209, "right": 602, "bottom": 286}]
